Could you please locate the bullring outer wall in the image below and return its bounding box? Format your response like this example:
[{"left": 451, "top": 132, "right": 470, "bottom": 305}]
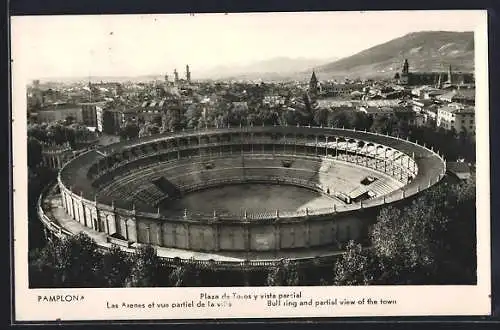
[{"left": 54, "top": 126, "right": 446, "bottom": 254}]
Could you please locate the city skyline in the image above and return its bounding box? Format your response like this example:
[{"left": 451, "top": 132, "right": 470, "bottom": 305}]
[{"left": 12, "top": 11, "right": 483, "bottom": 80}]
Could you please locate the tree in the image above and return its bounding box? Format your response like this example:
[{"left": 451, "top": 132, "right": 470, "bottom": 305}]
[
  {"left": 27, "top": 137, "right": 43, "bottom": 169},
  {"left": 139, "top": 122, "right": 161, "bottom": 138},
  {"left": 151, "top": 115, "right": 162, "bottom": 127},
  {"left": 169, "top": 265, "right": 187, "bottom": 287},
  {"left": 168, "top": 259, "right": 201, "bottom": 287},
  {"left": 28, "top": 123, "right": 48, "bottom": 142},
  {"left": 279, "top": 109, "right": 299, "bottom": 126},
  {"left": 352, "top": 111, "right": 372, "bottom": 131},
  {"left": 266, "top": 260, "right": 300, "bottom": 286},
  {"left": 370, "top": 115, "right": 390, "bottom": 134},
  {"left": 64, "top": 115, "right": 76, "bottom": 125},
  {"left": 46, "top": 123, "right": 74, "bottom": 145},
  {"left": 424, "top": 178, "right": 477, "bottom": 284},
  {"left": 98, "top": 245, "right": 132, "bottom": 287},
  {"left": 52, "top": 233, "right": 103, "bottom": 287},
  {"left": 371, "top": 200, "right": 445, "bottom": 282},
  {"left": 328, "top": 110, "right": 351, "bottom": 128},
  {"left": 313, "top": 108, "right": 329, "bottom": 127},
  {"left": 185, "top": 104, "right": 202, "bottom": 129},
  {"left": 119, "top": 122, "right": 140, "bottom": 140},
  {"left": 28, "top": 243, "right": 58, "bottom": 287},
  {"left": 333, "top": 241, "right": 380, "bottom": 286},
  {"left": 162, "top": 109, "right": 183, "bottom": 132},
  {"left": 126, "top": 244, "right": 161, "bottom": 287}
]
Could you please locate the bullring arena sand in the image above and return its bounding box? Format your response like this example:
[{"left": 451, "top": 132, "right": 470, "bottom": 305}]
[{"left": 162, "top": 183, "right": 338, "bottom": 215}]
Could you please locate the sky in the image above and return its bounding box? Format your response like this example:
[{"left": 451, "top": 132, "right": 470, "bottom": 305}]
[{"left": 11, "top": 10, "right": 485, "bottom": 79}]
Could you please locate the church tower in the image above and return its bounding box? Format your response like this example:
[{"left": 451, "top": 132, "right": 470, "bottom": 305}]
[
  {"left": 402, "top": 59, "right": 409, "bottom": 75},
  {"left": 174, "top": 69, "right": 179, "bottom": 84},
  {"left": 309, "top": 71, "right": 319, "bottom": 98},
  {"left": 436, "top": 73, "right": 443, "bottom": 89},
  {"left": 400, "top": 59, "right": 410, "bottom": 85},
  {"left": 447, "top": 64, "right": 453, "bottom": 85},
  {"left": 186, "top": 65, "right": 191, "bottom": 83}
]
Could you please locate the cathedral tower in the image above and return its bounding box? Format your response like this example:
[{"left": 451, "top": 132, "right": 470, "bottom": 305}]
[
  {"left": 402, "top": 59, "right": 409, "bottom": 75},
  {"left": 309, "top": 71, "right": 319, "bottom": 97},
  {"left": 400, "top": 59, "right": 410, "bottom": 85},
  {"left": 186, "top": 65, "right": 191, "bottom": 83},
  {"left": 174, "top": 69, "right": 179, "bottom": 84}
]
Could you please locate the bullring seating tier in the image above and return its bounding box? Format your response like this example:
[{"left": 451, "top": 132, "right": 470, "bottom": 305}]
[
  {"left": 96, "top": 154, "right": 404, "bottom": 210},
  {"left": 88, "top": 140, "right": 415, "bottom": 184},
  {"left": 132, "top": 183, "right": 168, "bottom": 206},
  {"left": 59, "top": 127, "right": 444, "bottom": 214}
]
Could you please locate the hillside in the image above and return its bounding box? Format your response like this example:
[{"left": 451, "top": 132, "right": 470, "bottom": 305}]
[{"left": 316, "top": 31, "right": 474, "bottom": 79}]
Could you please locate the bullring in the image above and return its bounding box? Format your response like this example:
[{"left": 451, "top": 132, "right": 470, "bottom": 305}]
[{"left": 44, "top": 125, "right": 446, "bottom": 263}]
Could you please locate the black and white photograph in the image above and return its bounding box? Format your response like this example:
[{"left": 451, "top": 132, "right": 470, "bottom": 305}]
[{"left": 12, "top": 10, "right": 490, "bottom": 321}]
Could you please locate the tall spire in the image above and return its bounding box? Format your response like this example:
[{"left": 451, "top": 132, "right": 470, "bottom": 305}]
[
  {"left": 402, "top": 59, "right": 409, "bottom": 74},
  {"left": 88, "top": 77, "right": 92, "bottom": 102},
  {"left": 447, "top": 64, "right": 453, "bottom": 84},
  {"left": 174, "top": 69, "right": 179, "bottom": 83},
  {"left": 437, "top": 73, "right": 442, "bottom": 89},
  {"left": 309, "top": 70, "right": 319, "bottom": 97},
  {"left": 310, "top": 70, "right": 318, "bottom": 84},
  {"left": 186, "top": 65, "right": 191, "bottom": 83}
]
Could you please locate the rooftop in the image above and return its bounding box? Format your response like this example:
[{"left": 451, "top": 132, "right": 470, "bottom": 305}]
[
  {"left": 437, "top": 88, "right": 475, "bottom": 101},
  {"left": 439, "top": 105, "right": 475, "bottom": 114},
  {"left": 40, "top": 103, "right": 81, "bottom": 111},
  {"left": 361, "top": 106, "right": 394, "bottom": 114}
]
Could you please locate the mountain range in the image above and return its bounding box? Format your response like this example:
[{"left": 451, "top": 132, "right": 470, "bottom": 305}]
[
  {"left": 195, "top": 56, "right": 337, "bottom": 81},
  {"left": 197, "top": 31, "right": 474, "bottom": 81},
  {"left": 37, "top": 31, "right": 474, "bottom": 83},
  {"left": 314, "top": 31, "right": 474, "bottom": 80}
]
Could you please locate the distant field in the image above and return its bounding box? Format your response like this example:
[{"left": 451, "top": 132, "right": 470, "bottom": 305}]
[{"left": 163, "top": 183, "right": 339, "bottom": 216}]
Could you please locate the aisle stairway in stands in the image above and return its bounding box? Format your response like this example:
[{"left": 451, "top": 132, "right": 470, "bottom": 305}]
[{"left": 133, "top": 183, "right": 168, "bottom": 206}]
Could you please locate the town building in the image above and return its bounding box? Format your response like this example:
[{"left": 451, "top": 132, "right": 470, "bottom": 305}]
[
  {"left": 319, "top": 82, "right": 364, "bottom": 98},
  {"left": 79, "top": 101, "right": 107, "bottom": 128},
  {"left": 36, "top": 103, "right": 83, "bottom": 123},
  {"left": 436, "top": 104, "right": 475, "bottom": 134},
  {"left": 358, "top": 106, "right": 395, "bottom": 118},
  {"left": 396, "top": 59, "right": 474, "bottom": 87},
  {"left": 394, "top": 106, "right": 424, "bottom": 127},
  {"left": 316, "top": 99, "right": 356, "bottom": 110},
  {"left": 411, "top": 98, "right": 436, "bottom": 113},
  {"left": 308, "top": 71, "right": 319, "bottom": 99},
  {"left": 436, "top": 88, "right": 475, "bottom": 105},
  {"left": 100, "top": 109, "right": 124, "bottom": 135},
  {"left": 263, "top": 95, "right": 286, "bottom": 107}
]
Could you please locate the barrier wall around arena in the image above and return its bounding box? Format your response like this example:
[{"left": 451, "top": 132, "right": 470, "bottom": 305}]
[{"left": 51, "top": 126, "right": 446, "bottom": 254}]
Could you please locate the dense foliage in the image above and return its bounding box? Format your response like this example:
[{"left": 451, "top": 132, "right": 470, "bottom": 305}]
[
  {"left": 334, "top": 177, "right": 476, "bottom": 285},
  {"left": 27, "top": 121, "right": 97, "bottom": 168}
]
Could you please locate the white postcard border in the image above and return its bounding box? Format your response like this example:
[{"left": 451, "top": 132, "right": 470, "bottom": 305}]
[{"left": 11, "top": 10, "right": 491, "bottom": 321}]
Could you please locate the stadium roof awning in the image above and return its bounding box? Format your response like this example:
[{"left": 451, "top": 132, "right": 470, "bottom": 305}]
[{"left": 348, "top": 186, "right": 369, "bottom": 199}]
